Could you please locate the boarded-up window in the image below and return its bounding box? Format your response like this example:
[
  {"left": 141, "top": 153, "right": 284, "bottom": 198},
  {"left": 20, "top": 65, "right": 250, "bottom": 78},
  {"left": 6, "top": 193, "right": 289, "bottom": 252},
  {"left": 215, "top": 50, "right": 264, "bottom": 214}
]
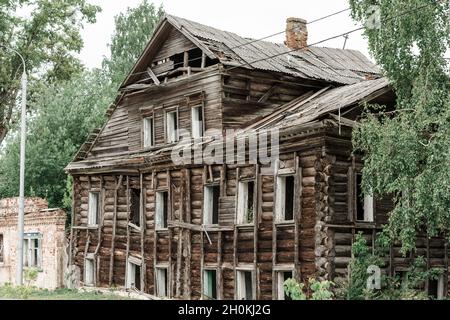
[
  {"left": 236, "top": 270, "right": 254, "bottom": 300},
  {"left": 191, "top": 105, "right": 204, "bottom": 139},
  {"left": 203, "top": 269, "right": 217, "bottom": 300},
  {"left": 203, "top": 185, "right": 220, "bottom": 225},
  {"left": 356, "top": 173, "right": 374, "bottom": 222},
  {"left": 143, "top": 117, "right": 155, "bottom": 148},
  {"left": 275, "top": 176, "right": 295, "bottom": 222},
  {"left": 166, "top": 110, "right": 179, "bottom": 143},
  {"left": 126, "top": 258, "right": 142, "bottom": 291},
  {"left": 237, "top": 181, "right": 255, "bottom": 224},
  {"left": 156, "top": 191, "right": 169, "bottom": 230},
  {"left": 275, "top": 270, "right": 293, "bottom": 300},
  {"left": 88, "top": 191, "right": 100, "bottom": 226},
  {"left": 0, "top": 234, "right": 3, "bottom": 263},
  {"left": 130, "top": 188, "right": 141, "bottom": 228},
  {"left": 156, "top": 267, "right": 168, "bottom": 297},
  {"left": 23, "top": 234, "right": 41, "bottom": 268},
  {"left": 84, "top": 257, "right": 95, "bottom": 286}
]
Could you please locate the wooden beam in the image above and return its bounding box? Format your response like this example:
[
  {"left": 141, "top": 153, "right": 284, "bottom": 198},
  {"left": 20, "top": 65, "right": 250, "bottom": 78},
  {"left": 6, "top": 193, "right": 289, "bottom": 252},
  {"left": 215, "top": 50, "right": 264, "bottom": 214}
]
[
  {"left": 109, "top": 175, "right": 122, "bottom": 286},
  {"left": 147, "top": 67, "right": 161, "bottom": 85},
  {"left": 294, "top": 154, "right": 301, "bottom": 280},
  {"left": 258, "top": 85, "right": 276, "bottom": 103}
]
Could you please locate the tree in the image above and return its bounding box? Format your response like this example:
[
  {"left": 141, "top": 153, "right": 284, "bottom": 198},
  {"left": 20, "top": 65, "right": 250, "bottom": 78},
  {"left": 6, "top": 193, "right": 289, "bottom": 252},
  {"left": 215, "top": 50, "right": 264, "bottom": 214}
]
[
  {"left": 0, "top": 0, "right": 101, "bottom": 144},
  {"left": 349, "top": 0, "right": 450, "bottom": 252},
  {"left": 0, "top": 70, "right": 112, "bottom": 207},
  {"left": 103, "top": 0, "right": 164, "bottom": 88}
]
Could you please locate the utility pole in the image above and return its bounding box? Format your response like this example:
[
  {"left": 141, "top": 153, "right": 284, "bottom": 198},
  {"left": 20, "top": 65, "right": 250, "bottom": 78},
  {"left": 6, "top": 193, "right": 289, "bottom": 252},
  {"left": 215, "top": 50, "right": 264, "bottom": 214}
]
[{"left": 1, "top": 45, "right": 27, "bottom": 286}]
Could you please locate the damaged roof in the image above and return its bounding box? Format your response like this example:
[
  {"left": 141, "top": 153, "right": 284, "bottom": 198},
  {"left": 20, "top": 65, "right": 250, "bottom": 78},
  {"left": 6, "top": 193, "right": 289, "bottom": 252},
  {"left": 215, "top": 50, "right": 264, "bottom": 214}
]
[{"left": 122, "top": 14, "right": 380, "bottom": 88}]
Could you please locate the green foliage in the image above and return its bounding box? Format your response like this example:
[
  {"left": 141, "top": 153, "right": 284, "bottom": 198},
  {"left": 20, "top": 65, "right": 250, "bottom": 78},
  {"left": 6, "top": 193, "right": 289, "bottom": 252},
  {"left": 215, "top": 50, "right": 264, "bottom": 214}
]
[
  {"left": 284, "top": 278, "right": 334, "bottom": 300},
  {"left": 349, "top": 0, "right": 450, "bottom": 252},
  {"left": 103, "top": 0, "right": 164, "bottom": 89},
  {"left": 24, "top": 267, "right": 39, "bottom": 286},
  {"left": 0, "top": 0, "right": 101, "bottom": 143},
  {"left": 0, "top": 70, "right": 111, "bottom": 208},
  {"left": 343, "top": 232, "right": 445, "bottom": 300}
]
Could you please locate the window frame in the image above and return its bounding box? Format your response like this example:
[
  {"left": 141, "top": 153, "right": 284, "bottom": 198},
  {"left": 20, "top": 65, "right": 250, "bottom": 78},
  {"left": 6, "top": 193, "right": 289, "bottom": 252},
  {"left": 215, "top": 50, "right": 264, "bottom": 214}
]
[
  {"left": 88, "top": 191, "right": 101, "bottom": 228},
  {"left": 202, "top": 268, "right": 218, "bottom": 300},
  {"left": 203, "top": 184, "right": 220, "bottom": 226},
  {"left": 84, "top": 254, "right": 95, "bottom": 287},
  {"left": 23, "top": 233, "right": 42, "bottom": 269},
  {"left": 274, "top": 268, "right": 294, "bottom": 300},
  {"left": 191, "top": 104, "right": 205, "bottom": 139},
  {"left": 165, "top": 108, "right": 179, "bottom": 144},
  {"left": 142, "top": 116, "right": 155, "bottom": 149},
  {"left": 354, "top": 172, "right": 375, "bottom": 223},
  {"left": 274, "top": 174, "right": 296, "bottom": 224},
  {"left": 155, "top": 265, "right": 169, "bottom": 298},
  {"left": 155, "top": 190, "right": 169, "bottom": 231},
  {"left": 129, "top": 187, "right": 142, "bottom": 230},
  {"left": 236, "top": 179, "right": 256, "bottom": 226},
  {"left": 235, "top": 268, "right": 255, "bottom": 300},
  {"left": 126, "top": 256, "right": 143, "bottom": 291},
  {"left": 0, "top": 234, "right": 4, "bottom": 264}
]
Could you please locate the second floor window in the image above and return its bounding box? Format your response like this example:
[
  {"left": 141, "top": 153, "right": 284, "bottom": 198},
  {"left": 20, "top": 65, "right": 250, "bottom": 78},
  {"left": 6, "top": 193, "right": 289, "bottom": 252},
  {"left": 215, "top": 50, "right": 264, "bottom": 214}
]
[
  {"left": 203, "top": 185, "right": 220, "bottom": 225},
  {"left": 191, "top": 105, "right": 204, "bottom": 139},
  {"left": 275, "top": 176, "right": 295, "bottom": 222},
  {"left": 237, "top": 181, "right": 255, "bottom": 224},
  {"left": 88, "top": 191, "right": 100, "bottom": 226},
  {"left": 356, "top": 173, "right": 374, "bottom": 222},
  {"left": 166, "top": 110, "right": 179, "bottom": 143},
  {"left": 143, "top": 117, "right": 154, "bottom": 148},
  {"left": 130, "top": 188, "right": 141, "bottom": 228},
  {"left": 156, "top": 191, "right": 169, "bottom": 230}
]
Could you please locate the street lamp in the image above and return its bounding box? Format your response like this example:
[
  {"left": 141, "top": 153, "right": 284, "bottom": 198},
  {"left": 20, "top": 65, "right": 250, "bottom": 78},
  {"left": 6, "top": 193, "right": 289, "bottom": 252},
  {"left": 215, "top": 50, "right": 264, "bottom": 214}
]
[{"left": 1, "top": 45, "right": 27, "bottom": 286}]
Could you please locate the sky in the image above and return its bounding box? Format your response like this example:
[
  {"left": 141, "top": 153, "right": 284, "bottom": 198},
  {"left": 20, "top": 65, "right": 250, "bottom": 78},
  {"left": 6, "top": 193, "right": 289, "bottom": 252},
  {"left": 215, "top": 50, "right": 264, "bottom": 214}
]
[{"left": 79, "top": 0, "right": 373, "bottom": 69}]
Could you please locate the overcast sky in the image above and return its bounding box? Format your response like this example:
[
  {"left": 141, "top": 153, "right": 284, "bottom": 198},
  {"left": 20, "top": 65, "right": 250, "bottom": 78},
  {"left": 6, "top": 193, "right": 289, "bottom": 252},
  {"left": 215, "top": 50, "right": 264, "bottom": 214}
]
[{"left": 79, "top": 0, "right": 373, "bottom": 69}]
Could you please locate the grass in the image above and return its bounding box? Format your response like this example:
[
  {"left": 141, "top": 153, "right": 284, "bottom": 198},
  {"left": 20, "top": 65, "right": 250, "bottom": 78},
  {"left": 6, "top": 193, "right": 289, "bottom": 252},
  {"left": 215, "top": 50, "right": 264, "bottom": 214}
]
[{"left": 0, "top": 284, "right": 135, "bottom": 300}]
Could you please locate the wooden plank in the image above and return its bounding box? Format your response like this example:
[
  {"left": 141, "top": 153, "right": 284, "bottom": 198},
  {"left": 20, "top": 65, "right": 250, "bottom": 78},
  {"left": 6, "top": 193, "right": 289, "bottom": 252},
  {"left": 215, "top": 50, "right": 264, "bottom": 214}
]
[
  {"left": 294, "top": 154, "right": 301, "bottom": 280},
  {"left": 147, "top": 67, "right": 161, "bottom": 85},
  {"left": 109, "top": 175, "right": 122, "bottom": 286}
]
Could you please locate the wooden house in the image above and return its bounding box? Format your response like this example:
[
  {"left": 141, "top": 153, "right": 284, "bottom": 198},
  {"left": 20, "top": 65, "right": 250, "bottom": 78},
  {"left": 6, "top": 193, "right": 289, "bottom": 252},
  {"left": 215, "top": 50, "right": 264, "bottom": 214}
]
[{"left": 66, "top": 15, "right": 448, "bottom": 299}]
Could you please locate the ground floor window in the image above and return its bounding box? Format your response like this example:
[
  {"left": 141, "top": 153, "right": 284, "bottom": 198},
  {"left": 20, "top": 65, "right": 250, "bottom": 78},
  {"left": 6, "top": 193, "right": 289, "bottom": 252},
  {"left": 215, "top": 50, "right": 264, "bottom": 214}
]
[
  {"left": 236, "top": 269, "right": 254, "bottom": 300},
  {"left": 23, "top": 233, "right": 41, "bottom": 268},
  {"left": 84, "top": 256, "right": 95, "bottom": 286},
  {"left": 203, "top": 269, "right": 217, "bottom": 300},
  {"left": 155, "top": 266, "right": 168, "bottom": 297},
  {"left": 428, "top": 274, "right": 445, "bottom": 299},
  {"left": 0, "top": 234, "right": 3, "bottom": 263},
  {"left": 126, "top": 257, "right": 142, "bottom": 291},
  {"left": 275, "top": 270, "right": 293, "bottom": 300}
]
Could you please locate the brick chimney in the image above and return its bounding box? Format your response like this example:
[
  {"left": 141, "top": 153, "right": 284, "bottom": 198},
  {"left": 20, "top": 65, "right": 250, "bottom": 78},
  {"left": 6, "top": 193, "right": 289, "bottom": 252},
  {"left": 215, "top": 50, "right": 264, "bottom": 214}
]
[{"left": 285, "top": 17, "right": 308, "bottom": 50}]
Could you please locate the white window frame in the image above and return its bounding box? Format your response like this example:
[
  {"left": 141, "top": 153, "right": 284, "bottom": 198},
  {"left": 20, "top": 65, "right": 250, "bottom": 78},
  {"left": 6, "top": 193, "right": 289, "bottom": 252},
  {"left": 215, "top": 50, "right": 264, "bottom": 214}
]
[
  {"left": 236, "top": 268, "right": 255, "bottom": 300},
  {"left": 275, "top": 175, "right": 295, "bottom": 223},
  {"left": 129, "top": 188, "right": 142, "bottom": 229},
  {"left": 88, "top": 191, "right": 100, "bottom": 227},
  {"left": 84, "top": 254, "right": 95, "bottom": 286},
  {"left": 126, "top": 256, "right": 142, "bottom": 291},
  {"left": 202, "top": 269, "right": 218, "bottom": 300},
  {"left": 23, "top": 233, "right": 42, "bottom": 269},
  {"left": 165, "top": 109, "right": 179, "bottom": 143},
  {"left": 203, "top": 185, "right": 219, "bottom": 226},
  {"left": 274, "top": 269, "right": 294, "bottom": 300},
  {"left": 237, "top": 180, "right": 255, "bottom": 225},
  {"left": 156, "top": 191, "right": 169, "bottom": 231},
  {"left": 155, "top": 266, "right": 169, "bottom": 298},
  {"left": 191, "top": 105, "right": 204, "bottom": 139},
  {"left": 143, "top": 116, "right": 155, "bottom": 148},
  {"left": 355, "top": 173, "right": 374, "bottom": 223}
]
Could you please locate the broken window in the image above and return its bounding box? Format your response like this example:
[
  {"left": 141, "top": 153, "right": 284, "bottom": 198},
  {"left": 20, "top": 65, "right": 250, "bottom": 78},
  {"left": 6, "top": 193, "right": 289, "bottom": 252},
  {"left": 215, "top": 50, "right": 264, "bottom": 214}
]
[
  {"left": 0, "top": 234, "right": 3, "bottom": 263},
  {"left": 275, "top": 176, "right": 295, "bottom": 222},
  {"left": 143, "top": 117, "right": 155, "bottom": 148},
  {"left": 156, "top": 191, "right": 169, "bottom": 230},
  {"left": 236, "top": 270, "right": 254, "bottom": 300},
  {"left": 88, "top": 191, "right": 100, "bottom": 226},
  {"left": 356, "top": 173, "right": 374, "bottom": 222},
  {"left": 23, "top": 233, "right": 41, "bottom": 268},
  {"left": 237, "top": 181, "right": 255, "bottom": 224},
  {"left": 155, "top": 267, "right": 168, "bottom": 297},
  {"left": 428, "top": 275, "right": 445, "bottom": 299},
  {"left": 84, "top": 257, "right": 95, "bottom": 286},
  {"left": 203, "top": 185, "right": 220, "bottom": 225},
  {"left": 130, "top": 188, "right": 141, "bottom": 228},
  {"left": 166, "top": 110, "right": 179, "bottom": 143},
  {"left": 126, "top": 258, "right": 142, "bottom": 291},
  {"left": 276, "top": 271, "right": 293, "bottom": 300},
  {"left": 191, "top": 105, "right": 204, "bottom": 139},
  {"left": 203, "top": 269, "right": 217, "bottom": 300}
]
